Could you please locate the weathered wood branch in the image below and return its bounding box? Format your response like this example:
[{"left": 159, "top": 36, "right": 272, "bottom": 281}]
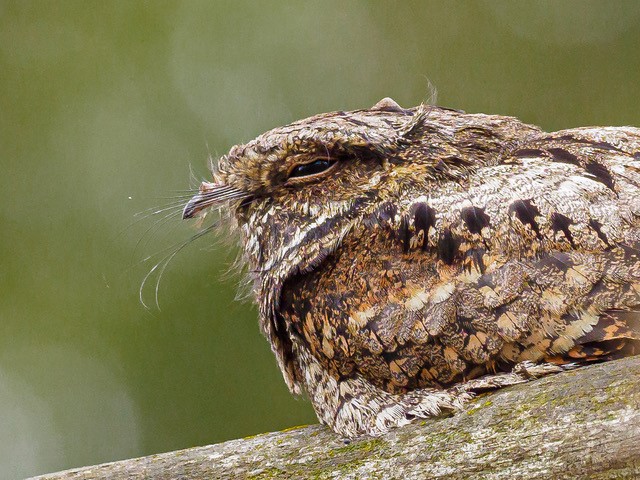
[{"left": 30, "top": 356, "right": 640, "bottom": 479}]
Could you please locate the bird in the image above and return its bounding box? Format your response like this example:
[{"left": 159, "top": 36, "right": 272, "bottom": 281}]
[{"left": 182, "top": 98, "right": 640, "bottom": 438}]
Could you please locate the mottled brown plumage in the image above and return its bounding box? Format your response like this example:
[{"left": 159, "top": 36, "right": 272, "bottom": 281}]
[{"left": 183, "top": 98, "right": 640, "bottom": 437}]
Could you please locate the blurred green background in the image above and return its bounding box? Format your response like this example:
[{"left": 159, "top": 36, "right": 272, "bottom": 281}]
[{"left": 1, "top": 1, "right": 639, "bottom": 478}]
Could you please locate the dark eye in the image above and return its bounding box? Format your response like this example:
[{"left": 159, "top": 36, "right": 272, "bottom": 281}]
[{"left": 288, "top": 158, "right": 336, "bottom": 179}]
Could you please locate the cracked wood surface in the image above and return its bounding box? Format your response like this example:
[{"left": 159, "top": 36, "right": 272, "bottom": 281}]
[{"left": 29, "top": 356, "right": 640, "bottom": 480}]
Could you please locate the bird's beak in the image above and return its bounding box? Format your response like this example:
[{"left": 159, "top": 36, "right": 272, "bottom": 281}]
[{"left": 182, "top": 181, "right": 249, "bottom": 219}]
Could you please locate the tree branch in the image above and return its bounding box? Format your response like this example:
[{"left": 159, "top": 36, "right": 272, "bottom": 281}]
[{"left": 30, "top": 356, "right": 640, "bottom": 479}]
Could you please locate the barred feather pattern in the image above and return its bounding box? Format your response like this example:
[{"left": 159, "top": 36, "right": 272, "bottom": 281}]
[{"left": 184, "top": 99, "right": 640, "bottom": 437}]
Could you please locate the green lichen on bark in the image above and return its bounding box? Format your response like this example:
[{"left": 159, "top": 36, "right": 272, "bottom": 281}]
[{"left": 30, "top": 356, "right": 640, "bottom": 480}]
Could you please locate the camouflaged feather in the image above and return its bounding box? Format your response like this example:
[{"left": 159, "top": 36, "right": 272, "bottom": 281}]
[{"left": 185, "top": 99, "right": 640, "bottom": 437}]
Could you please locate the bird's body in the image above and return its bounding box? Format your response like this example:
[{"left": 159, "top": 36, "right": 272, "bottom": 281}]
[{"left": 184, "top": 99, "right": 640, "bottom": 437}]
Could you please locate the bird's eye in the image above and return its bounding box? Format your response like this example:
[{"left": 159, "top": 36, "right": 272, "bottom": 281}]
[{"left": 288, "top": 158, "right": 336, "bottom": 179}]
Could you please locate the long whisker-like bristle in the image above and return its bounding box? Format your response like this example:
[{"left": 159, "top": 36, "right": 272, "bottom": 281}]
[
  {"left": 132, "top": 209, "right": 184, "bottom": 261},
  {"left": 139, "top": 221, "right": 220, "bottom": 310},
  {"left": 182, "top": 186, "right": 250, "bottom": 219},
  {"left": 134, "top": 201, "right": 189, "bottom": 219}
]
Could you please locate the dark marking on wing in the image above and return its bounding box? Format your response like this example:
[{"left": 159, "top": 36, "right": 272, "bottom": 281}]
[
  {"left": 399, "top": 216, "right": 410, "bottom": 253},
  {"left": 414, "top": 204, "right": 436, "bottom": 250},
  {"left": 514, "top": 148, "right": 547, "bottom": 158},
  {"left": 461, "top": 206, "right": 491, "bottom": 235},
  {"left": 346, "top": 117, "right": 368, "bottom": 127},
  {"left": 437, "top": 228, "right": 459, "bottom": 264},
  {"left": 548, "top": 148, "right": 580, "bottom": 166},
  {"left": 508, "top": 199, "right": 542, "bottom": 238},
  {"left": 553, "top": 135, "right": 625, "bottom": 153},
  {"left": 584, "top": 161, "right": 616, "bottom": 191},
  {"left": 588, "top": 219, "right": 611, "bottom": 247},
  {"left": 590, "top": 140, "right": 626, "bottom": 153},
  {"left": 550, "top": 212, "right": 576, "bottom": 248}
]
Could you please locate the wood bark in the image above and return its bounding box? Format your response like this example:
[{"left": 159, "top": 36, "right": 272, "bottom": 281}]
[{"left": 29, "top": 356, "right": 640, "bottom": 479}]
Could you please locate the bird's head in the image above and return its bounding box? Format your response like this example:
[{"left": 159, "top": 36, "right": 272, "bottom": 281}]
[
  {"left": 182, "top": 98, "right": 532, "bottom": 390},
  {"left": 183, "top": 99, "right": 481, "bottom": 296}
]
